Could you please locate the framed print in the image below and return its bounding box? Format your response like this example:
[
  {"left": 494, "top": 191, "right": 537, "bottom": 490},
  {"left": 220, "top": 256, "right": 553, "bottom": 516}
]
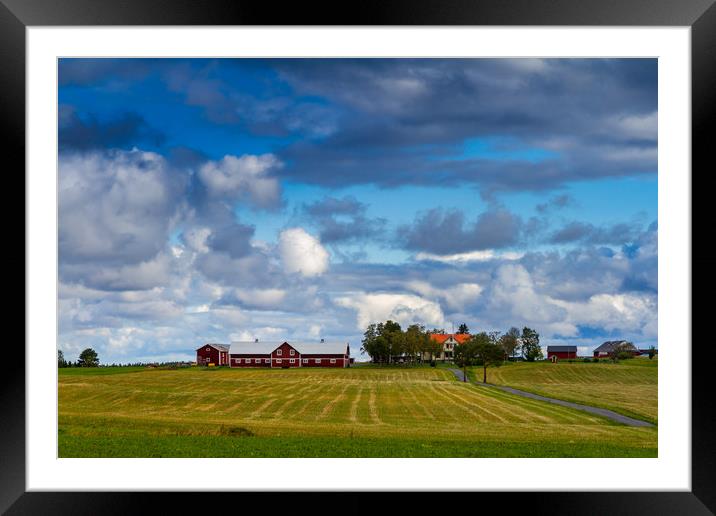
[{"left": 4, "top": 0, "right": 715, "bottom": 513}]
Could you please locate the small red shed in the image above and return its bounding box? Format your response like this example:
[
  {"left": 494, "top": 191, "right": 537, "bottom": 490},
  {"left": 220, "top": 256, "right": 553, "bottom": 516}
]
[
  {"left": 196, "top": 343, "right": 230, "bottom": 366},
  {"left": 547, "top": 345, "right": 577, "bottom": 362}
]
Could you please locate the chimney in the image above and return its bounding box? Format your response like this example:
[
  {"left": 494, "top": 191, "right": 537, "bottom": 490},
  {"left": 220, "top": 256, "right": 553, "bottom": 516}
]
[
  {"left": 254, "top": 338, "right": 259, "bottom": 343},
  {"left": 320, "top": 338, "right": 325, "bottom": 343}
]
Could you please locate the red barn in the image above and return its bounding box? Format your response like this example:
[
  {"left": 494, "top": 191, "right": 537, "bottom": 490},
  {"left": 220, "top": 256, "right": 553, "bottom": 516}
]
[
  {"left": 271, "top": 342, "right": 301, "bottom": 369},
  {"left": 225, "top": 340, "right": 350, "bottom": 368},
  {"left": 547, "top": 345, "right": 577, "bottom": 362},
  {"left": 196, "top": 343, "right": 230, "bottom": 366}
]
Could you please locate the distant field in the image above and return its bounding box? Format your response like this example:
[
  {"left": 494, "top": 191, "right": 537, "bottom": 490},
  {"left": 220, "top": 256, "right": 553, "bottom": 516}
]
[
  {"left": 468, "top": 358, "right": 658, "bottom": 424},
  {"left": 58, "top": 366, "right": 657, "bottom": 458}
]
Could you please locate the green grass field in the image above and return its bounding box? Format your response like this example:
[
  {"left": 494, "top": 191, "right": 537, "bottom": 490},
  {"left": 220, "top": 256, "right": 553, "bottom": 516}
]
[
  {"left": 59, "top": 365, "right": 657, "bottom": 458},
  {"left": 467, "top": 358, "right": 658, "bottom": 424}
]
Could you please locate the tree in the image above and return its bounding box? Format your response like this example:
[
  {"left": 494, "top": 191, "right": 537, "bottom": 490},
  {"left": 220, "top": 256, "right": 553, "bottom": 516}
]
[
  {"left": 382, "top": 320, "right": 403, "bottom": 363},
  {"left": 360, "top": 320, "right": 403, "bottom": 364},
  {"left": 57, "top": 349, "right": 66, "bottom": 368},
  {"left": 647, "top": 345, "right": 657, "bottom": 360},
  {"left": 471, "top": 332, "right": 505, "bottom": 383},
  {"left": 457, "top": 323, "right": 469, "bottom": 334},
  {"left": 361, "top": 323, "right": 386, "bottom": 364},
  {"left": 404, "top": 324, "right": 429, "bottom": 364},
  {"left": 78, "top": 348, "right": 99, "bottom": 367},
  {"left": 422, "top": 337, "right": 443, "bottom": 364},
  {"left": 521, "top": 327, "right": 543, "bottom": 362},
  {"left": 613, "top": 341, "right": 636, "bottom": 361},
  {"left": 499, "top": 327, "right": 521, "bottom": 360},
  {"left": 453, "top": 338, "right": 478, "bottom": 382}
]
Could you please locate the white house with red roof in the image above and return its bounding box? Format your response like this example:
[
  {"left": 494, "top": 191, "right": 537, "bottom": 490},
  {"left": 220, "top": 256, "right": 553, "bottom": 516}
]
[{"left": 423, "top": 333, "right": 471, "bottom": 362}]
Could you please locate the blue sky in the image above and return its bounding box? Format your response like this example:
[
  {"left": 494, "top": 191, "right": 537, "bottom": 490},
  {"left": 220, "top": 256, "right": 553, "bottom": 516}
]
[{"left": 57, "top": 58, "right": 658, "bottom": 363}]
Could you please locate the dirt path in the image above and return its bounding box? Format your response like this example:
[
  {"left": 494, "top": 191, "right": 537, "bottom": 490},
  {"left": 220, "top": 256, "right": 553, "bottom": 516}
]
[{"left": 448, "top": 368, "right": 654, "bottom": 428}]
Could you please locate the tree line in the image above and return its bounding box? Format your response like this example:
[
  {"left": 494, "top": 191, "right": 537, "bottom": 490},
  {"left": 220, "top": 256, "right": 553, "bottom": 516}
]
[
  {"left": 452, "top": 328, "right": 541, "bottom": 384},
  {"left": 58, "top": 348, "right": 99, "bottom": 368},
  {"left": 360, "top": 321, "right": 440, "bottom": 365},
  {"left": 360, "top": 321, "right": 544, "bottom": 382},
  {"left": 58, "top": 348, "right": 196, "bottom": 368}
]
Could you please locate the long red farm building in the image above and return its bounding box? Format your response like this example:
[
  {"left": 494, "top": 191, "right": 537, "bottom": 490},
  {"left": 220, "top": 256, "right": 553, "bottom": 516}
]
[{"left": 196, "top": 340, "right": 350, "bottom": 368}]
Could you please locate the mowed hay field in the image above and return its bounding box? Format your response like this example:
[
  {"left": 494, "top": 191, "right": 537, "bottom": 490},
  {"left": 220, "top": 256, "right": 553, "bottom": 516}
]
[
  {"left": 58, "top": 366, "right": 657, "bottom": 458},
  {"left": 470, "top": 358, "right": 658, "bottom": 424}
]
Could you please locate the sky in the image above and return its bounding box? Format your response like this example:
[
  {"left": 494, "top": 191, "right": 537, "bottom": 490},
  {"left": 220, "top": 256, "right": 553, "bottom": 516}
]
[{"left": 57, "top": 58, "right": 658, "bottom": 363}]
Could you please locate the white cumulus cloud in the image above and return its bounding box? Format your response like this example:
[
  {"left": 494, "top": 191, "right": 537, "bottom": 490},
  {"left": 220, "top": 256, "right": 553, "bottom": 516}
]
[
  {"left": 234, "top": 288, "right": 287, "bottom": 309},
  {"left": 415, "top": 250, "right": 524, "bottom": 264},
  {"left": 198, "top": 154, "right": 282, "bottom": 208},
  {"left": 278, "top": 227, "right": 329, "bottom": 277},
  {"left": 405, "top": 280, "right": 483, "bottom": 312},
  {"left": 335, "top": 292, "right": 445, "bottom": 330}
]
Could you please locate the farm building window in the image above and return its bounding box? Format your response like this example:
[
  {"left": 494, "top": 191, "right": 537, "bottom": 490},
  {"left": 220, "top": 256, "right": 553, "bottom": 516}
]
[
  {"left": 290, "top": 359, "right": 295, "bottom": 363},
  {"left": 246, "top": 359, "right": 251, "bottom": 364},
  {"left": 330, "top": 359, "right": 336, "bottom": 364},
  {"left": 290, "top": 349, "right": 295, "bottom": 356},
  {"left": 265, "top": 359, "right": 270, "bottom": 363},
  {"left": 276, "top": 359, "right": 282, "bottom": 364},
  {"left": 303, "top": 359, "right": 308, "bottom": 363},
  {"left": 316, "top": 359, "right": 322, "bottom": 364},
  {"left": 277, "top": 349, "right": 282, "bottom": 355},
  {"left": 236, "top": 359, "right": 241, "bottom": 364}
]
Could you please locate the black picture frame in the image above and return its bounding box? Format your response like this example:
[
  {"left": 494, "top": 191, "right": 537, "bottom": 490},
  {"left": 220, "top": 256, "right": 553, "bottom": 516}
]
[{"left": 4, "top": 0, "right": 715, "bottom": 513}]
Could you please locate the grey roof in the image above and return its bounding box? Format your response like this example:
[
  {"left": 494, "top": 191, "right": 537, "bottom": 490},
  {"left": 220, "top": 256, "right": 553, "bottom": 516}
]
[
  {"left": 229, "top": 341, "right": 349, "bottom": 356},
  {"left": 197, "top": 343, "right": 230, "bottom": 352},
  {"left": 229, "top": 341, "right": 286, "bottom": 355},
  {"left": 593, "top": 340, "right": 636, "bottom": 352},
  {"left": 293, "top": 342, "right": 349, "bottom": 355},
  {"left": 547, "top": 345, "right": 577, "bottom": 352}
]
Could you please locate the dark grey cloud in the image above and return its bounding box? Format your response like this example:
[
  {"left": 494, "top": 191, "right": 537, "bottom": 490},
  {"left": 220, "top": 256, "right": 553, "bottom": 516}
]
[
  {"left": 59, "top": 58, "right": 657, "bottom": 194},
  {"left": 619, "top": 221, "right": 657, "bottom": 293},
  {"left": 195, "top": 251, "right": 278, "bottom": 289},
  {"left": 398, "top": 208, "right": 523, "bottom": 254},
  {"left": 302, "top": 196, "right": 386, "bottom": 244},
  {"left": 550, "top": 221, "right": 641, "bottom": 245},
  {"left": 161, "top": 61, "right": 339, "bottom": 137},
  {"left": 59, "top": 105, "right": 165, "bottom": 152},
  {"left": 269, "top": 58, "right": 657, "bottom": 192},
  {"left": 206, "top": 223, "right": 255, "bottom": 258},
  {"left": 58, "top": 58, "right": 158, "bottom": 86},
  {"left": 536, "top": 194, "right": 573, "bottom": 213}
]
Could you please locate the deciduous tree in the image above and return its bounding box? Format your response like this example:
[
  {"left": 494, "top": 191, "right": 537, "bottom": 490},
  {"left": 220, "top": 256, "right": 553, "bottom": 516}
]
[
  {"left": 453, "top": 338, "right": 477, "bottom": 382},
  {"left": 78, "top": 348, "right": 99, "bottom": 367},
  {"left": 499, "top": 327, "right": 521, "bottom": 360},
  {"left": 613, "top": 341, "right": 636, "bottom": 361},
  {"left": 472, "top": 332, "right": 505, "bottom": 383},
  {"left": 520, "top": 327, "right": 543, "bottom": 362},
  {"left": 360, "top": 320, "right": 403, "bottom": 364},
  {"left": 404, "top": 324, "right": 429, "bottom": 364}
]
